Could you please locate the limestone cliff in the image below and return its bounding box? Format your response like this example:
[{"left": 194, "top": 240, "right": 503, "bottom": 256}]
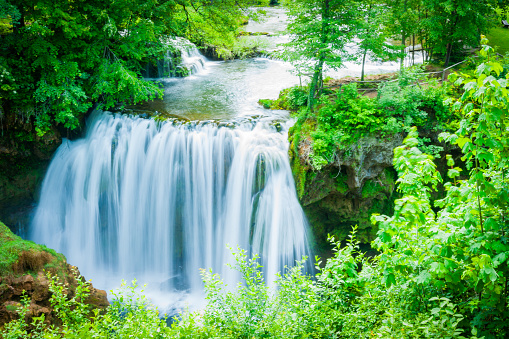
[{"left": 289, "top": 131, "right": 404, "bottom": 254}]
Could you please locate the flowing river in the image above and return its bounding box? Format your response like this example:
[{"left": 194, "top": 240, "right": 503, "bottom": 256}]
[{"left": 28, "top": 7, "right": 422, "bottom": 312}]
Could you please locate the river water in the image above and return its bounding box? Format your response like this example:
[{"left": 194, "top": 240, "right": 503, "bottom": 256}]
[{"left": 29, "top": 7, "right": 420, "bottom": 313}]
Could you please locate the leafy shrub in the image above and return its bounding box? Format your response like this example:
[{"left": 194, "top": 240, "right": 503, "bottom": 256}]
[
  {"left": 1, "top": 271, "right": 172, "bottom": 339},
  {"left": 264, "top": 85, "right": 309, "bottom": 110},
  {"left": 198, "top": 247, "right": 329, "bottom": 338}
]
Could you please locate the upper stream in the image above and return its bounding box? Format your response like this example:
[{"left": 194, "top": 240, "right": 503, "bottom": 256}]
[{"left": 29, "top": 7, "right": 423, "bottom": 312}]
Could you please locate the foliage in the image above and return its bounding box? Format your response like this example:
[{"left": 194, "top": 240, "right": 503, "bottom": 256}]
[
  {"left": 355, "top": 0, "right": 402, "bottom": 81},
  {"left": 0, "top": 271, "right": 173, "bottom": 338},
  {"left": 288, "top": 68, "right": 451, "bottom": 170},
  {"left": 383, "top": 0, "right": 499, "bottom": 67},
  {"left": 198, "top": 248, "right": 327, "bottom": 338},
  {"left": 280, "top": 0, "right": 361, "bottom": 109},
  {"left": 217, "top": 36, "right": 271, "bottom": 60},
  {"left": 420, "top": 0, "right": 497, "bottom": 66},
  {"left": 260, "top": 85, "right": 309, "bottom": 110}
]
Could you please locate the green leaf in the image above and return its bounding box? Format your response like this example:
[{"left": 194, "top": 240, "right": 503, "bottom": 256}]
[
  {"left": 384, "top": 273, "right": 396, "bottom": 288},
  {"left": 416, "top": 270, "right": 432, "bottom": 284},
  {"left": 493, "top": 253, "right": 508, "bottom": 267}
]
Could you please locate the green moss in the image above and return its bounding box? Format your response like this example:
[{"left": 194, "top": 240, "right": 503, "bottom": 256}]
[
  {"left": 332, "top": 172, "right": 349, "bottom": 194},
  {"left": 0, "top": 221, "right": 66, "bottom": 277},
  {"left": 361, "top": 180, "right": 385, "bottom": 199},
  {"left": 289, "top": 117, "right": 315, "bottom": 199},
  {"left": 5, "top": 304, "right": 20, "bottom": 312},
  {"left": 261, "top": 85, "right": 309, "bottom": 111},
  {"left": 258, "top": 99, "right": 273, "bottom": 109},
  {"left": 291, "top": 157, "right": 307, "bottom": 199}
]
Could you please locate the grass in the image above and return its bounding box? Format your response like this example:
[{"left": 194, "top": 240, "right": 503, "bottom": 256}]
[{"left": 486, "top": 25, "right": 509, "bottom": 55}]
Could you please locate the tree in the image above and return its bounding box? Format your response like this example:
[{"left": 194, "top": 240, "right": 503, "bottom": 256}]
[
  {"left": 355, "top": 1, "right": 401, "bottom": 81},
  {"left": 384, "top": 0, "right": 420, "bottom": 67},
  {"left": 372, "top": 38, "right": 509, "bottom": 337},
  {"left": 281, "top": 0, "right": 360, "bottom": 110},
  {"left": 421, "top": 0, "right": 497, "bottom": 67}
]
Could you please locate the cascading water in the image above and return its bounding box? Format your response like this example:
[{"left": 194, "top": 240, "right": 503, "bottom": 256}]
[
  {"left": 30, "top": 111, "right": 312, "bottom": 310},
  {"left": 143, "top": 37, "right": 209, "bottom": 78},
  {"left": 179, "top": 47, "right": 208, "bottom": 75}
]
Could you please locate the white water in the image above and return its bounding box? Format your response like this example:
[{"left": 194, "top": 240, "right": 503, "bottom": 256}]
[
  {"left": 31, "top": 112, "right": 312, "bottom": 311},
  {"left": 143, "top": 37, "right": 209, "bottom": 78},
  {"left": 179, "top": 47, "right": 208, "bottom": 75}
]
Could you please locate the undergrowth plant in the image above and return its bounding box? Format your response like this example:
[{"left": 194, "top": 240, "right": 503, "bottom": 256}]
[{"left": 0, "top": 271, "right": 172, "bottom": 339}]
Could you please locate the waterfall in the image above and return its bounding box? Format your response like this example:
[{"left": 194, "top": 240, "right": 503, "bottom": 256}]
[
  {"left": 179, "top": 47, "right": 207, "bottom": 75},
  {"left": 30, "top": 111, "right": 312, "bottom": 308},
  {"left": 143, "top": 37, "right": 209, "bottom": 78}
]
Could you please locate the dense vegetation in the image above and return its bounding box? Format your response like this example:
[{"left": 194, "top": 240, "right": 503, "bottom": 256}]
[
  {"left": 272, "top": 68, "right": 451, "bottom": 172},
  {"left": 0, "top": 221, "right": 66, "bottom": 278},
  {"left": 2, "top": 38, "right": 509, "bottom": 338}
]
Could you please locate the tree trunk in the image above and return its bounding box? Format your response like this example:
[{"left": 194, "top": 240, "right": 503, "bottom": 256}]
[
  {"left": 308, "top": 0, "right": 329, "bottom": 111},
  {"left": 412, "top": 34, "right": 415, "bottom": 65},
  {"left": 361, "top": 47, "right": 367, "bottom": 81},
  {"left": 444, "top": 13, "right": 459, "bottom": 68},
  {"left": 308, "top": 58, "right": 325, "bottom": 110},
  {"left": 444, "top": 42, "right": 453, "bottom": 68},
  {"left": 400, "top": 0, "right": 408, "bottom": 69},
  {"left": 400, "top": 32, "right": 406, "bottom": 68}
]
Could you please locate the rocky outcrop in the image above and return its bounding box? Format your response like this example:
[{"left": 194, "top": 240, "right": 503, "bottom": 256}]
[
  {"left": 290, "top": 132, "right": 404, "bottom": 254},
  {"left": 0, "top": 221, "right": 109, "bottom": 328}
]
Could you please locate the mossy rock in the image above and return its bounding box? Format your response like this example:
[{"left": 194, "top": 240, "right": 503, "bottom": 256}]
[
  {"left": 288, "top": 122, "right": 401, "bottom": 256},
  {"left": 0, "top": 221, "right": 66, "bottom": 279},
  {"left": 0, "top": 221, "right": 110, "bottom": 328}
]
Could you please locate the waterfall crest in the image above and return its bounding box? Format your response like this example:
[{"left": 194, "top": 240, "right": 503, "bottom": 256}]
[{"left": 30, "top": 111, "right": 312, "bottom": 307}]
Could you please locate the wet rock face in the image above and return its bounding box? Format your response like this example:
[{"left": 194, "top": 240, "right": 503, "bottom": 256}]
[
  {"left": 337, "top": 135, "right": 404, "bottom": 193},
  {"left": 290, "top": 133, "right": 404, "bottom": 253}
]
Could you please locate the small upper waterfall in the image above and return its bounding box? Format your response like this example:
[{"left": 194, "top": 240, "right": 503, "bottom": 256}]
[
  {"left": 30, "top": 111, "right": 312, "bottom": 309},
  {"left": 143, "top": 37, "right": 209, "bottom": 78}
]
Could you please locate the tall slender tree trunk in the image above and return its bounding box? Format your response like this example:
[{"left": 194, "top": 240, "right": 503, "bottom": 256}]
[
  {"left": 308, "top": 57, "right": 325, "bottom": 110},
  {"left": 400, "top": 32, "right": 406, "bottom": 68},
  {"left": 361, "top": 47, "right": 368, "bottom": 81},
  {"left": 444, "top": 42, "right": 453, "bottom": 68},
  {"left": 308, "top": 0, "right": 330, "bottom": 110},
  {"left": 400, "top": 0, "right": 408, "bottom": 69},
  {"left": 412, "top": 34, "right": 415, "bottom": 65},
  {"left": 444, "top": 14, "right": 459, "bottom": 68}
]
